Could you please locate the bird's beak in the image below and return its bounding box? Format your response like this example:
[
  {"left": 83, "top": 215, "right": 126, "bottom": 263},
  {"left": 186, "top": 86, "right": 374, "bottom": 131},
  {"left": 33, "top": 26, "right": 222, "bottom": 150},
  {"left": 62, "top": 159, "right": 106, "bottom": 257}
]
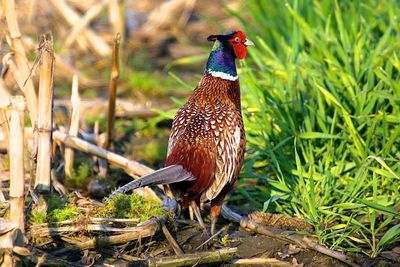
[{"left": 244, "top": 38, "right": 255, "bottom": 47}]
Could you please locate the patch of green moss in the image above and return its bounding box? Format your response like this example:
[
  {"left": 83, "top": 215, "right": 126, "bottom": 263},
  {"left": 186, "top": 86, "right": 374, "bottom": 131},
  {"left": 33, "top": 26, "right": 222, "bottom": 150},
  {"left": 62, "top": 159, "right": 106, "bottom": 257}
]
[
  {"left": 50, "top": 206, "right": 79, "bottom": 222},
  {"left": 30, "top": 194, "right": 82, "bottom": 224},
  {"left": 31, "top": 210, "right": 47, "bottom": 224},
  {"left": 95, "top": 194, "right": 164, "bottom": 222}
]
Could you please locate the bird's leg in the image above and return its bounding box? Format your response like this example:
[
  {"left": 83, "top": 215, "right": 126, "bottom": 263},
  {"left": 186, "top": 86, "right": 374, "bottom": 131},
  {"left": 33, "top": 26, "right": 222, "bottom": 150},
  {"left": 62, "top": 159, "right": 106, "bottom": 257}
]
[
  {"left": 210, "top": 203, "right": 222, "bottom": 236},
  {"left": 189, "top": 206, "right": 194, "bottom": 220},
  {"left": 190, "top": 201, "right": 209, "bottom": 237}
]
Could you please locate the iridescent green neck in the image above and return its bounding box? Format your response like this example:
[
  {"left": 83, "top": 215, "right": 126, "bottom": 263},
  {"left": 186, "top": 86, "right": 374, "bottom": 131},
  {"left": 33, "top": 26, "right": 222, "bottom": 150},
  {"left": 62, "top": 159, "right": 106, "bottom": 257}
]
[{"left": 205, "top": 42, "right": 238, "bottom": 81}]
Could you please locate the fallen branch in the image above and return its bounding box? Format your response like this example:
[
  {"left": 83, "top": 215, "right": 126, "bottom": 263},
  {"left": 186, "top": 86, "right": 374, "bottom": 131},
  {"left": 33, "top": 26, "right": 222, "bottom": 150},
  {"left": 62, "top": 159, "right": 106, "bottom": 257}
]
[
  {"left": 128, "top": 247, "right": 237, "bottom": 267},
  {"left": 53, "top": 130, "right": 153, "bottom": 177},
  {"left": 56, "top": 130, "right": 162, "bottom": 201},
  {"left": 54, "top": 98, "right": 162, "bottom": 119}
]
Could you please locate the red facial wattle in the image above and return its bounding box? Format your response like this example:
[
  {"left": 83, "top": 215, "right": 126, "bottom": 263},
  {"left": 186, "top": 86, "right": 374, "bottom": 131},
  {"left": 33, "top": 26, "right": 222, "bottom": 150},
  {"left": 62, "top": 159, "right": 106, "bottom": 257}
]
[
  {"left": 229, "top": 31, "right": 249, "bottom": 59},
  {"left": 233, "top": 43, "right": 247, "bottom": 59}
]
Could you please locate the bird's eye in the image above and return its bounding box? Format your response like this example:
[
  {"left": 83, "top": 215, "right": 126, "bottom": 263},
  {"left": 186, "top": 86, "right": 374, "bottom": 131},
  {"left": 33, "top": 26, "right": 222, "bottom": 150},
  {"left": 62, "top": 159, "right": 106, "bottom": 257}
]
[{"left": 234, "top": 37, "right": 240, "bottom": 43}]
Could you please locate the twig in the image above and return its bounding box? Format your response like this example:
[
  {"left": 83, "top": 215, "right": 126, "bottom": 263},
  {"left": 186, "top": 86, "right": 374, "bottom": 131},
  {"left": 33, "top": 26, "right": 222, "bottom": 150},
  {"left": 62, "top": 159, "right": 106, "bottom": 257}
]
[
  {"left": 129, "top": 247, "right": 237, "bottom": 267},
  {"left": 35, "top": 33, "right": 54, "bottom": 191},
  {"left": 105, "top": 33, "right": 121, "bottom": 149},
  {"left": 64, "top": 75, "right": 80, "bottom": 177},
  {"left": 2, "top": 0, "right": 38, "bottom": 125},
  {"left": 9, "top": 96, "right": 25, "bottom": 245},
  {"left": 161, "top": 224, "right": 183, "bottom": 256},
  {"left": 220, "top": 205, "right": 360, "bottom": 267}
]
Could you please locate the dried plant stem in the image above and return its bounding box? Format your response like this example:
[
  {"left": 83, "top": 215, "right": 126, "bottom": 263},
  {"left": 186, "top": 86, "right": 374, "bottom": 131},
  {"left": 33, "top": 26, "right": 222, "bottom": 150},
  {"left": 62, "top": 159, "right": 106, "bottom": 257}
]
[
  {"left": 105, "top": 33, "right": 121, "bottom": 149},
  {"left": 52, "top": 130, "right": 159, "bottom": 200},
  {"left": 130, "top": 247, "right": 237, "bottom": 267},
  {"left": 0, "top": 106, "right": 10, "bottom": 152},
  {"left": 31, "top": 223, "right": 150, "bottom": 236},
  {"left": 35, "top": 34, "right": 54, "bottom": 191},
  {"left": 48, "top": 0, "right": 111, "bottom": 57},
  {"left": 53, "top": 217, "right": 162, "bottom": 253},
  {"left": 2, "top": 0, "right": 38, "bottom": 125},
  {"left": 108, "top": 0, "right": 125, "bottom": 43},
  {"left": 161, "top": 224, "right": 183, "bottom": 256},
  {"left": 64, "top": 75, "right": 80, "bottom": 177},
  {"left": 53, "top": 130, "right": 153, "bottom": 176},
  {"left": 55, "top": 98, "right": 161, "bottom": 119},
  {"left": 0, "top": 77, "right": 11, "bottom": 152},
  {"left": 9, "top": 96, "right": 25, "bottom": 245},
  {"left": 231, "top": 258, "right": 291, "bottom": 266},
  {"left": 64, "top": 0, "right": 108, "bottom": 49}
]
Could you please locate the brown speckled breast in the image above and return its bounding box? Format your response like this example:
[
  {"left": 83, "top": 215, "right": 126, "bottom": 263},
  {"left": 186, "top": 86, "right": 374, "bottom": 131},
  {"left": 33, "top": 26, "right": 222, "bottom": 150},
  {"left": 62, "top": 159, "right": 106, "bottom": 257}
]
[{"left": 165, "top": 74, "right": 245, "bottom": 207}]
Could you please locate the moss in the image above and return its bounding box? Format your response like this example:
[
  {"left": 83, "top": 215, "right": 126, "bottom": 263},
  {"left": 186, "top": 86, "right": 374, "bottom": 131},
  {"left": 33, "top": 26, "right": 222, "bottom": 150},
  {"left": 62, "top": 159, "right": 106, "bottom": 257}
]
[
  {"left": 50, "top": 206, "right": 79, "bottom": 222},
  {"left": 30, "top": 194, "right": 82, "bottom": 224},
  {"left": 95, "top": 194, "right": 164, "bottom": 222},
  {"left": 31, "top": 210, "right": 47, "bottom": 224}
]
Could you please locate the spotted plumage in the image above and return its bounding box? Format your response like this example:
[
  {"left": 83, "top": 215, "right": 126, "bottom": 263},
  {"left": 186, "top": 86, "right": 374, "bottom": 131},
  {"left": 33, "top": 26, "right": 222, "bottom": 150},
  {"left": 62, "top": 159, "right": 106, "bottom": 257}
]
[{"left": 109, "top": 31, "right": 253, "bottom": 235}]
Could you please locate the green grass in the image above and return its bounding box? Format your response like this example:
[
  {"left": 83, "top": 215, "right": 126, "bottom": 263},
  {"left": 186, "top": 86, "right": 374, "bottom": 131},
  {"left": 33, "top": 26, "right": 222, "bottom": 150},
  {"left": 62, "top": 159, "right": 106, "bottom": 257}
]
[{"left": 232, "top": 0, "right": 400, "bottom": 257}]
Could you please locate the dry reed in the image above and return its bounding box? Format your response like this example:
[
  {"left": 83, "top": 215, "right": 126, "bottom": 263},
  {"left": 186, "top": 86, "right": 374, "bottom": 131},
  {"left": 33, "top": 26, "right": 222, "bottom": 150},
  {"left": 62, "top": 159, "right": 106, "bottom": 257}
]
[
  {"left": 2, "top": 0, "right": 38, "bottom": 125},
  {"left": 64, "top": 75, "right": 80, "bottom": 177},
  {"left": 9, "top": 96, "right": 25, "bottom": 246},
  {"left": 34, "top": 34, "right": 54, "bottom": 191}
]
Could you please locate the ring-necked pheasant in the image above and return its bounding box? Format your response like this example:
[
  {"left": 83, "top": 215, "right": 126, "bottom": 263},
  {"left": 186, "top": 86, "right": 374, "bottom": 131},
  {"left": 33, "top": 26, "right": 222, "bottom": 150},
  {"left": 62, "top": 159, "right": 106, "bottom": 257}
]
[{"left": 110, "top": 30, "right": 253, "bottom": 235}]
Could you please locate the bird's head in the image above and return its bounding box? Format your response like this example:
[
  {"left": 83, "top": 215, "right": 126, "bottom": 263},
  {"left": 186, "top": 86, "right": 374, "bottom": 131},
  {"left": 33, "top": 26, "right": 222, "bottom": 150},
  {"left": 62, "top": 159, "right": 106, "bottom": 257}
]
[{"left": 207, "top": 30, "right": 254, "bottom": 59}]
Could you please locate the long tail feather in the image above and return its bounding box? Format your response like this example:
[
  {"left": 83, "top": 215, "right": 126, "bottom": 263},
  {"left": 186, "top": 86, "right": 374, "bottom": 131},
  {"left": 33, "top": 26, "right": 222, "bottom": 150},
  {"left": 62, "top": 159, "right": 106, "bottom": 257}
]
[{"left": 109, "top": 165, "right": 194, "bottom": 199}]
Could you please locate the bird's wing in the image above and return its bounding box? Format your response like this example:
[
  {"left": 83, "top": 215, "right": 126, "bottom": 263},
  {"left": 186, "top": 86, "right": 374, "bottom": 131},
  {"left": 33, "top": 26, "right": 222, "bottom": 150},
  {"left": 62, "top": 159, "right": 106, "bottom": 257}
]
[{"left": 204, "top": 108, "right": 244, "bottom": 201}]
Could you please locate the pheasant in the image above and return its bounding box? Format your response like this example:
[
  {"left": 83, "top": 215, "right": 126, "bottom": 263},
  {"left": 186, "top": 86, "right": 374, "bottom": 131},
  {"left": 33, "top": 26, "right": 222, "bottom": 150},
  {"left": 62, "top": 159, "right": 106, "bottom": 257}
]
[{"left": 110, "top": 31, "right": 253, "bottom": 235}]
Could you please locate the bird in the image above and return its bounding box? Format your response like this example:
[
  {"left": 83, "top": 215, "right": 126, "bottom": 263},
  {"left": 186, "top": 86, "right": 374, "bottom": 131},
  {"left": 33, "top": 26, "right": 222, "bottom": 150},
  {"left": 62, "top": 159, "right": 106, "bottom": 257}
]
[{"left": 110, "top": 30, "right": 253, "bottom": 235}]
